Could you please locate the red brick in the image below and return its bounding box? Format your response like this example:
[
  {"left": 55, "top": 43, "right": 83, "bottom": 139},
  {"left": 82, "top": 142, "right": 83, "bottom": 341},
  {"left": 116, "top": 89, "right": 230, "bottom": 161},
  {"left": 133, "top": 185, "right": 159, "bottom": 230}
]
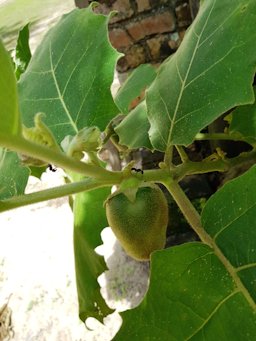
[
  {"left": 110, "top": 0, "right": 134, "bottom": 23},
  {"left": 127, "top": 11, "right": 175, "bottom": 42},
  {"left": 175, "top": 2, "right": 192, "bottom": 27},
  {"left": 146, "top": 35, "right": 165, "bottom": 60},
  {"left": 117, "top": 45, "right": 146, "bottom": 71},
  {"left": 136, "top": 0, "right": 151, "bottom": 12},
  {"left": 109, "top": 28, "right": 133, "bottom": 48},
  {"left": 94, "top": 3, "right": 110, "bottom": 16}
]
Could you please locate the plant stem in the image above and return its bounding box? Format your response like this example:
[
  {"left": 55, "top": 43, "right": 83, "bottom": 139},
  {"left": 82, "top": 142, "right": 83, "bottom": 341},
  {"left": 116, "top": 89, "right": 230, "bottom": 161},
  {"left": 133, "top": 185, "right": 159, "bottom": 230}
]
[
  {"left": 0, "top": 134, "right": 122, "bottom": 181},
  {"left": 173, "top": 149, "right": 256, "bottom": 181},
  {"left": 163, "top": 180, "right": 211, "bottom": 244},
  {"left": 164, "top": 145, "right": 174, "bottom": 167},
  {"left": 0, "top": 178, "right": 114, "bottom": 213},
  {"left": 195, "top": 132, "right": 251, "bottom": 144},
  {"left": 164, "top": 180, "right": 256, "bottom": 311},
  {"left": 175, "top": 145, "right": 189, "bottom": 162}
]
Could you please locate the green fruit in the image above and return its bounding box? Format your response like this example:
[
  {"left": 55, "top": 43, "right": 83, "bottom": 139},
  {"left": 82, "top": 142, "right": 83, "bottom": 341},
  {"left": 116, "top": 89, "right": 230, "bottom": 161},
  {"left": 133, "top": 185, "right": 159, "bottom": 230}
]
[{"left": 105, "top": 184, "right": 168, "bottom": 261}]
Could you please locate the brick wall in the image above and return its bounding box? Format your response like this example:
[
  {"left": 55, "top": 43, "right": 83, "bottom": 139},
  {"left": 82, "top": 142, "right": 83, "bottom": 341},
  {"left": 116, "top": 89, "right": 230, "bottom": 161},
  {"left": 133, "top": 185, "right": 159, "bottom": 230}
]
[{"left": 75, "top": 0, "right": 199, "bottom": 72}]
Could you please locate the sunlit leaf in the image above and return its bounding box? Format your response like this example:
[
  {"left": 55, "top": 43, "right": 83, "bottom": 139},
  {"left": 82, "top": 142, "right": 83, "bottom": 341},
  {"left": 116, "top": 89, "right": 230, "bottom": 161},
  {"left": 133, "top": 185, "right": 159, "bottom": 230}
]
[
  {"left": 0, "top": 148, "right": 29, "bottom": 200},
  {"left": 114, "top": 243, "right": 256, "bottom": 340},
  {"left": 115, "top": 166, "right": 256, "bottom": 340},
  {"left": 147, "top": 0, "right": 256, "bottom": 150},
  {"left": 202, "top": 164, "right": 256, "bottom": 302},
  {"left": 0, "top": 40, "right": 21, "bottom": 136},
  {"left": 19, "top": 6, "right": 121, "bottom": 144}
]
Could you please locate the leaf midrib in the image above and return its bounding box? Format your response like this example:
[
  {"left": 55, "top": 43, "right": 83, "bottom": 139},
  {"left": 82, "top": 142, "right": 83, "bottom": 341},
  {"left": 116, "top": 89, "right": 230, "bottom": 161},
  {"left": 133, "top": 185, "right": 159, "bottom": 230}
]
[
  {"left": 166, "top": 0, "right": 216, "bottom": 148},
  {"left": 49, "top": 42, "right": 78, "bottom": 134}
]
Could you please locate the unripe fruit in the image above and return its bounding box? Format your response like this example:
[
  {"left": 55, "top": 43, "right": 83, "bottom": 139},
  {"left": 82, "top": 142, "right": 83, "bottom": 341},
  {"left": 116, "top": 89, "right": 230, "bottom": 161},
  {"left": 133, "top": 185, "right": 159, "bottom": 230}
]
[{"left": 105, "top": 184, "right": 168, "bottom": 261}]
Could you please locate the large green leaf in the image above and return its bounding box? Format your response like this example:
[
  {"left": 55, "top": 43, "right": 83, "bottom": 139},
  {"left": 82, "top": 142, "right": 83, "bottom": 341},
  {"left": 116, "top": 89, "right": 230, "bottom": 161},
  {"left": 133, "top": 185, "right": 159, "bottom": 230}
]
[
  {"left": 114, "top": 64, "right": 156, "bottom": 115},
  {"left": 18, "top": 6, "right": 121, "bottom": 144},
  {"left": 73, "top": 185, "right": 113, "bottom": 322},
  {"left": 0, "top": 40, "right": 21, "bottom": 136},
  {"left": 0, "top": 149, "right": 29, "bottom": 200},
  {"left": 115, "top": 101, "right": 153, "bottom": 150},
  {"left": 230, "top": 88, "right": 256, "bottom": 143},
  {"left": 115, "top": 166, "right": 256, "bottom": 340},
  {"left": 201, "top": 165, "right": 256, "bottom": 301},
  {"left": 114, "top": 244, "right": 256, "bottom": 340},
  {"left": 0, "top": 41, "right": 28, "bottom": 199},
  {"left": 146, "top": 0, "right": 256, "bottom": 150}
]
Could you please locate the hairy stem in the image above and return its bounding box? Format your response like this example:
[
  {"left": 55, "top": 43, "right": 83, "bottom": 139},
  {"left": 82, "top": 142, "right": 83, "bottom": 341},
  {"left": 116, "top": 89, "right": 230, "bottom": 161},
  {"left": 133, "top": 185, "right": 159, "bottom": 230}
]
[
  {"left": 173, "top": 149, "right": 256, "bottom": 181},
  {"left": 0, "top": 178, "right": 114, "bottom": 213},
  {"left": 0, "top": 134, "right": 122, "bottom": 181}
]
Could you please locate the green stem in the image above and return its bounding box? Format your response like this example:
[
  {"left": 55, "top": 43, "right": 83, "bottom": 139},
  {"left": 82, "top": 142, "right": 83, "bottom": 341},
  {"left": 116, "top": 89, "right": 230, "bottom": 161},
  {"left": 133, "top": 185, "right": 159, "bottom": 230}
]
[
  {"left": 163, "top": 180, "right": 211, "bottom": 245},
  {"left": 0, "top": 178, "right": 115, "bottom": 213},
  {"left": 195, "top": 132, "right": 251, "bottom": 144},
  {"left": 164, "top": 145, "right": 174, "bottom": 167},
  {"left": 175, "top": 145, "right": 189, "bottom": 162},
  {"left": 163, "top": 180, "right": 256, "bottom": 311},
  {"left": 173, "top": 149, "right": 256, "bottom": 181},
  {"left": 0, "top": 134, "right": 122, "bottom": 181},
  {"left": 1, "top": 133, "right": 256, "bottom": 212}
]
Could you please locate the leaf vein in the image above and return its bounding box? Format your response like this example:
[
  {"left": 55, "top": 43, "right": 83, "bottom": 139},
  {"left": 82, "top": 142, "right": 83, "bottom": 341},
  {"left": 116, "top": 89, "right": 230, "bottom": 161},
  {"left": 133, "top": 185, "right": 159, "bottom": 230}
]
[
  {"left": 167, "top": 0, "right": 216, "bottom": 146},
  {"left": 184, "top": 46, "right": 237, "bottom": 90},
  {"left": 49, "top": 43, "right": 78, "bottom": 134},
  {"left": 198, "top": 6, "right": 241, "bottom": 49},
  {"left": 214, "top": 201, "right": 256, "bottom": 241},
  {"left": 185, "top": 290, "right": 239, "bottom": 340}
]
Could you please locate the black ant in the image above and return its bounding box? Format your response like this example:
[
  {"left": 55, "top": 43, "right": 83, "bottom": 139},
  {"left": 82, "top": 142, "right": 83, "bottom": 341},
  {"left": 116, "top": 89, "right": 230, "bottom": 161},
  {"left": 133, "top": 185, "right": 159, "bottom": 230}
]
[
  {"left": 131, "top": 167, "right": 144, "bottom": 175},
  {"left": 48, "top": 164, "right": 57, "bottom": 172}
]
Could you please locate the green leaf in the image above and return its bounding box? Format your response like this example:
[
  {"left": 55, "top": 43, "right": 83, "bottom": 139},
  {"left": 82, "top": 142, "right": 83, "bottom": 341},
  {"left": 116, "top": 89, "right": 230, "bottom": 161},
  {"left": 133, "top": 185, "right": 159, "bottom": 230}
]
[
  {"left": 115, "top": 101, "right": 153, "bottom": 150},
  {"left": 29, "top": 165, "right": 47, "bottom": 179},
  {"left": 18, "top": 6, "right": 121, "bottom": 144},
  {"left": 0, "top": 40, "right": 21, "bottom": 136},
  {"left": 146, "top": 0, "right": 256, "bottom": 150},
  {"left": 230, "top": 88, "right": 256, "bottom": 143},
  {"left": 115, "top": 166, "right": 256, "bottom": 340},
  {"left": 114, "top": 243, "right": 256, "bottom": 341},
  {"left": 73, "top": 184, "right": 113, "bottom": 322},
  {"left": 115, "top": 64, "right": 156, "bottom": 114},
  {"left": 201, "top": 164, "right": 256, "bottom": 302},
  {"left": 0, "top": 148, "right": 29, "bottom": 200},
  {"left": 14, "top": 24, "right": 32, "bottom": 80}
]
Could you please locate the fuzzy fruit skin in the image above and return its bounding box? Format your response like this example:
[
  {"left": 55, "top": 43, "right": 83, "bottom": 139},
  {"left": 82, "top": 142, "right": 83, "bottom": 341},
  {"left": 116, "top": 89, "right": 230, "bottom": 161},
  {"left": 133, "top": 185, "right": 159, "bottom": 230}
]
[{"left": 105, "top": 185, "right": 168, "bottom": 261}]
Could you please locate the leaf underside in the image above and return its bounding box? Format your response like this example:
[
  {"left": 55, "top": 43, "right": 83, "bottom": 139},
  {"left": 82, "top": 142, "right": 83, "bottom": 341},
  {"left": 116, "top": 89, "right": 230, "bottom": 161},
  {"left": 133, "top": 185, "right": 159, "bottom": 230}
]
[
  {"left": 18, "top": 6, "right": 121, "bottom": 144},
  {"left": 146, "top": 0, "right": 256, "bottom": 150},
  {"left": 115, "top": 166, "right": 256, "bottom": 340}
]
